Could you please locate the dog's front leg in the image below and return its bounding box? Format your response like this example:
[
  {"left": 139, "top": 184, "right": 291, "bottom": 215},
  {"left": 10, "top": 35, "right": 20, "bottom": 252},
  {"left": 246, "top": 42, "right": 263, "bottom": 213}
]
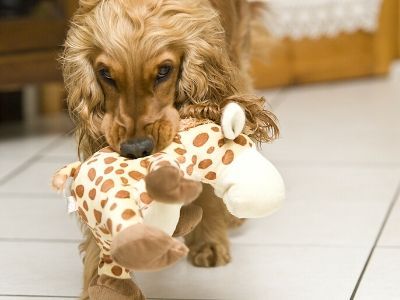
[{"left": 184, "top": 184, "right": 231, "bottom": 267}]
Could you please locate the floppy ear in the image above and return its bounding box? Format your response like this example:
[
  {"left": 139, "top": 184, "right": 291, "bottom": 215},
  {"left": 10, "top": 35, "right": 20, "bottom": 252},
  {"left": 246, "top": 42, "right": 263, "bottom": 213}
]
[
  {"left": 78, "top": 0, "right": 102, "bottom": 13},
  {"left": 174, "top": 2, "right": 279, "bottom": 143},
  {"left": 61, "top": 13, "right": 105, "bottom": 160},
  {"left": 175, "top": 3, "right": 246, "bottom": 107}
]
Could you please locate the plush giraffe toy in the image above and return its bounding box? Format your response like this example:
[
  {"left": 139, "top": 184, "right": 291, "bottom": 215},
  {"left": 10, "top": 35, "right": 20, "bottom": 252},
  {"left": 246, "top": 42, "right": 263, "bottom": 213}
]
[{"left": 53, "top": 116, "right": 284, "bottom": 280}]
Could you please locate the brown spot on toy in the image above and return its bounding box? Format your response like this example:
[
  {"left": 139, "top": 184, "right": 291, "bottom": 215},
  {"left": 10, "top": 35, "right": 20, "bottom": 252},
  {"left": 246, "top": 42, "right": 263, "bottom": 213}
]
[
  {"left": 115, "top": 169, "right": 124, "bottom": 175},
  {"left": 121, "top": 209, "right": 136, "bottom": 220},
  {"left": 110, "top": 203, "right": 117, "bottom": 210},
  {"left": 78, "top": 207, "right": 88, "bottom": 222},
  {"left": 222, "top": 150, "right": 234, "bottom": 165},
  {"left": 88, "top": 168, "right": 96, "bottom": 181},
  {"left": 101, "top": 179, "right": 114, "bottom": 192},
  {"left": 121, "top": 177, "right": 128, "bottom": 185},
  {"left": 95, "top": 176, "right": 103, "bottom": 185},
  {"left": 175, "top": 148, "right": 187, "bottom": 155},
  {"left": 173, "top": 134, "right": 182, "bottom": 144},
  {"left": 207, "top": 146, "right": 215, "bottom": 154},
  {"left": 94, "top": 209, "right": 102, "bottom": 223},
  {"left": 198, "top": 159, "right": 212, "bottom": 169},
  {"left": 83, "top": 201, "right": 89, "bottom": 211},
  {"left": 115, "top": 190, "right": 130, "bottom": 199},
  {"left": 234, "top": 135, "right": 247, "bottom": 146},
  {"left": 105, "top": 166, "right": 114, "bottom": 174},
  {"left": 140, "top": 159, "right": 150, "bottom": 168},
  {"left": 100, "top": 199, "right": 108, "bottom": 208},
  {"left": 205, "top": 172, "right": 217, "bottom": 180},
  {"left": 187, "top": 164, "right": 194, "bottom": 175},
  {"left": 111, "top": 266, "right": 123, "bottom": 276},
  {"left": 128, "top": 171, "right": 144, "bottom": 181},
  {"left": 73, "top": 165, "right": 81, "bottom": 179},
  {"left": 177, "top": 156, "right": 186, "bottom": 163},
  {"left": 99, "top": 226, "right": 110, "bottom": 235},
  {"left": 218, "top": 138, "right": 225, "bottom": 147},
  {"left": 107, "top": 218, "right": 113, "bottom": 233},
  {"left": 211, "top": 126, "right": 220, "bottom": 132},
  {"left": 104, "top": 157, "right": 117, "bottom": 164},
  {"left": 120, "top": 163, "right": 128, "bottom": 168},
  {"left": 193, "top": 133, "right": 209, "bottom": 147},
  {"left": 116, "top": 224, "right": 122, "bottom": 232},
  {"left": 89, "top": 188, "right": 96, "bottom": 200},
  {"left": 192, "top": 155, "right": 197, "bottom": 164},
  {"left": 99, "top": 261, "right": 104, "bottom": 268},
  {"left": 75, "top": 185, "right": 84, "bottom": 198},
  {"left": 140, "top": 192, "right": 152, "bottom": 204},
  {"left": 87, "top": 159, "right": 98, "bottom": 165},
  {"left": 102, "top": 254, "right": 113, "bottom": 264}
]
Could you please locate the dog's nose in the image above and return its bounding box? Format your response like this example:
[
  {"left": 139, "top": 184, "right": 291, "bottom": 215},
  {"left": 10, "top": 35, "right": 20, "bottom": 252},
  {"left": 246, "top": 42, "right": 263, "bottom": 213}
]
[{"left": 120, "top": 137, "right": 154, "bottom": 159}]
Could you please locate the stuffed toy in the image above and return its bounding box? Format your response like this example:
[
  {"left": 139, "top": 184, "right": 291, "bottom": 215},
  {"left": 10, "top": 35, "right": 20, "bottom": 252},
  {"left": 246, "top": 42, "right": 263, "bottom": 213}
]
[{"left": 53, "top": 115, "right": 284, "bottom": 280}]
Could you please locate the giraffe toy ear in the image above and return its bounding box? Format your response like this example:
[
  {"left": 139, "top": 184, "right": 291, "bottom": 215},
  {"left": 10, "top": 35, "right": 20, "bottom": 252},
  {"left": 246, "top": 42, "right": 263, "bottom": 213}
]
[{"left": 221, "top": 102, "right": 246, "bottom": 140}]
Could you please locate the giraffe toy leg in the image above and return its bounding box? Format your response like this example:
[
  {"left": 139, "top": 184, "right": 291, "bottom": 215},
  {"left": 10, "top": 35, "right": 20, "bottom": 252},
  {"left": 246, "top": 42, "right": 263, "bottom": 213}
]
[{"left": 88, "top": 274, "right": 145, "bottom": 300}]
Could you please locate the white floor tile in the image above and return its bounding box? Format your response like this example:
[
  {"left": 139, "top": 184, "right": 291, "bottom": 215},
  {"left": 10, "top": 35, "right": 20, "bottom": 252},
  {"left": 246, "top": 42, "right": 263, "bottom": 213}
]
[
  {"left": 378, "top": 195, "right": 400, "bottom": 247},
  {"left": 0, "top": 241, "right": 81, "bottom": 297},
  {"left": 0, "top": 297, "right": 73, "bottom": 300},
  {"left": 0, "top": 135, "right": 60, "bottom": 161},
  {"left": 355, "top": 247, "right": 400, "bottom": 300},
  {"left": 0, "top": 158, "right": 72, "bottom": 195},
  {"left": 0, "top": 195, "right": 81, "bottom": 241},
  {"left": 136, "top": 244, "right": 368, "bottom": 300},
  {"left": 263, "top": 78, "right": 400, "bottom": 164},
  {"left": 42, "top": 136, "right": 78, "bottom": 161},
  {"left": 229, "top": 165, "right": 399, "bottom": 246}
]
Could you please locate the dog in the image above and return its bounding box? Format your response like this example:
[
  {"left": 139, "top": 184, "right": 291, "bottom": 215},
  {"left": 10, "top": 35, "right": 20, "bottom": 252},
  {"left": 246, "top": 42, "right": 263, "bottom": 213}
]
[{"left": 61, "top": 0, "right": 278, "bottom": 299}]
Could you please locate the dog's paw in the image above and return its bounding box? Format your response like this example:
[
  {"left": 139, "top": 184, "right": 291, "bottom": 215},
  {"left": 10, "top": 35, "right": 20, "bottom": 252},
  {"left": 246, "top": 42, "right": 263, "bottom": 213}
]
[{"left": 188, "top": 242, "right": 231, "bottom": 267}]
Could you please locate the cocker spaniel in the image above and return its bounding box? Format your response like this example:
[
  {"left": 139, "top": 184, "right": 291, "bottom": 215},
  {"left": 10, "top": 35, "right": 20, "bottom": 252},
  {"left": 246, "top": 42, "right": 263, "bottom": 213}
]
[{"left": 61, "top": 0, "right": 278, "bottom": 299}]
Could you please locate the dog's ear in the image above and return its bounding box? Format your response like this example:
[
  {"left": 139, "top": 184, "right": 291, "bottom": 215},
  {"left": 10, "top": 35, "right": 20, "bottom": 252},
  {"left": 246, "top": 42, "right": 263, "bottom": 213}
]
[
  {"left": 78, "top": 0, "right": 102, "bottom": 12},
  {"left": 61, "top": 18, "right": 105, "bottom": 160},
  {"left": 175, "top": 4, "right": 246, "bottom": 107}
]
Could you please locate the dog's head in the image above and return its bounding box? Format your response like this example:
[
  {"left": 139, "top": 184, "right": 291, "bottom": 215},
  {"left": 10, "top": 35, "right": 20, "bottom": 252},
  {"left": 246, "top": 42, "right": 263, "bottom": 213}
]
[{"left": 62, "top": 0, "right": 244, "bottom": 159}]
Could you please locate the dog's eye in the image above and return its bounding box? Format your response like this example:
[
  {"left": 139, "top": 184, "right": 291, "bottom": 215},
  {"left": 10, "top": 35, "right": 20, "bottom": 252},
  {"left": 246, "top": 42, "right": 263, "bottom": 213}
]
[
  {"left": 99, "top": 68, "right": 116, "bottom": 86},
  {"left": 155, "top": 65, "right": 172, "bottom": 84}
]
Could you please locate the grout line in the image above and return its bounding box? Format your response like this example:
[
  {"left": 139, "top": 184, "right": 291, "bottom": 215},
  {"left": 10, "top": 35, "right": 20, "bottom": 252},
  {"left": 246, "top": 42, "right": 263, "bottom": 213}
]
[
  {"left": 375, "top": 245, "right": 400, "bottom": 249},
  {"left": 0, "top": 192, "right": 58, "bottom": 198},
  {"left": 350, "top": 181, "right": 400, "bottom": 299},
  {"left": 230, "top": 242, "right": 367, "bottom": 249},
  {"left": 0, "top": 295, "right": 75, "bottom": 299},
  {"left": 0, "top": 237, "right": 371, "bottom": 249},
  {"left": 0, "top": 134, "right": 70, "bottom": 186},
  {"left": 266, "top": 159, "right": 400, "bottom": 169},
  {"left": 0, "top": 296, "right": 198, "bottom": 300},
  {"left": 0, "top": 237, "right": 82, "bottom": 244}
]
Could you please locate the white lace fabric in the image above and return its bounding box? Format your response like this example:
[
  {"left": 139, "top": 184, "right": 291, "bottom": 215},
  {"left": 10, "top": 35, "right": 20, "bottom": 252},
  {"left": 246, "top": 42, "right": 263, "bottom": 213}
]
[{"left": 264, "top": 0, "right": 383, "bottom": 39}]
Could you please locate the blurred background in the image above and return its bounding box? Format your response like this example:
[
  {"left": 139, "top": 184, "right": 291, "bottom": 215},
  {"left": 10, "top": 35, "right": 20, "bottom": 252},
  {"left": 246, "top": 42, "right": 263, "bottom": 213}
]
[
  {"left": 0, "top": 0, "right": 398, "bottom": 126},
  {"left": 0, "top": 1, "right": 399, "bottom": 299}
]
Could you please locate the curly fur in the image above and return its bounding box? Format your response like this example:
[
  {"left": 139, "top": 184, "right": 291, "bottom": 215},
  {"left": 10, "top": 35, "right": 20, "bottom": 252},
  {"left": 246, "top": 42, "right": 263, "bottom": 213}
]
[{"left": 61, "top": 0, "right": 277, "bottom": 298}]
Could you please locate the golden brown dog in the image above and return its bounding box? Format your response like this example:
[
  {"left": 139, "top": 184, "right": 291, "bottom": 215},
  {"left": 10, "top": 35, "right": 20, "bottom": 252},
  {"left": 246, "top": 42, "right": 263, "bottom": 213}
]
[{"left": 62, "top": 0, "right": 278, "bottom": 299}]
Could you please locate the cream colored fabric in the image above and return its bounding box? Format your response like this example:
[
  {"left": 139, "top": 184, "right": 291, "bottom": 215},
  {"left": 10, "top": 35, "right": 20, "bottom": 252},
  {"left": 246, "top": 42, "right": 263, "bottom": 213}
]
[{"left": 55, "top": 121, "right": 284, "bottom": 279}]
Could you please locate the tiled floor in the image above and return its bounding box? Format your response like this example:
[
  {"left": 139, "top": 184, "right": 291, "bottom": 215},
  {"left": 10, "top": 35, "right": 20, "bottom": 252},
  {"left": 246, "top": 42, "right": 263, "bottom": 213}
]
[{"left": 1, "top": 70, "right": 400, "bottom": 299}]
